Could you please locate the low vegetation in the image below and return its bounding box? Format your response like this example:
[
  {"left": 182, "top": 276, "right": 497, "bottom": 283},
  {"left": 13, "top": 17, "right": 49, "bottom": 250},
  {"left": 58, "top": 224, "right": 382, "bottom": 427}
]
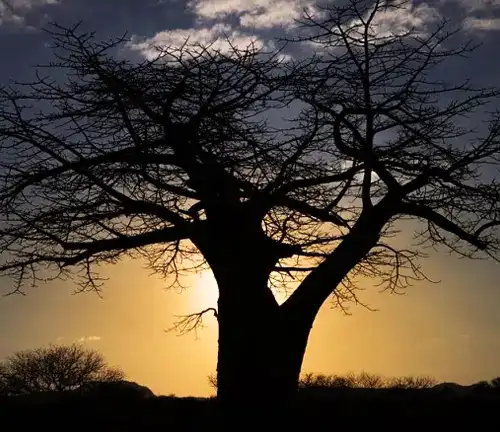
[
  {"left": 1, "top": 345, "right": 500, "bottom": 430},
  {"left": 0, "top": 344, "right": 124, "bottom": 396}
]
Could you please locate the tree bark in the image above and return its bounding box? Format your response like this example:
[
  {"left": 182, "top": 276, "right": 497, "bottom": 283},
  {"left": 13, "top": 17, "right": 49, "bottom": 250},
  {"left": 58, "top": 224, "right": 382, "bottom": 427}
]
[
  {"left": 191, "top": 219, "right": 305, "bottom": 428},
  {"left": 201, "top": 235, "right": 309, "bottom": 428},
  {"left": 215, "top": 282, "right": 312, "bottom": 430}
]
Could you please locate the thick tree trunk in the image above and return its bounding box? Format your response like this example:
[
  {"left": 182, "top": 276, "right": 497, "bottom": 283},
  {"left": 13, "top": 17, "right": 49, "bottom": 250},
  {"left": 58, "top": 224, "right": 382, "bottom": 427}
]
[
  {"left": 215, "top": 275, "right": 312, "bottom": 429},
  {"left": 191, "top": 219, "right": 315, "bottom": 429}
]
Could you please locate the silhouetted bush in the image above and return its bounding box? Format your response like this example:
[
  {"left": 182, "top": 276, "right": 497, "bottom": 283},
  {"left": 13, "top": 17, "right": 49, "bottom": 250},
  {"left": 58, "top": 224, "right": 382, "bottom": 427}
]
[
  {"left": 387, "top": 375, "right": 437, "bottom": 389},
  {"left": 298, "top": 372, "right": 436, "bottom": 389},
  {"left": 491, "top": 377, "right": 500, "bottom": 388},
  {"left": 0, "top": 343, "right": 124, "bottom": 396}
]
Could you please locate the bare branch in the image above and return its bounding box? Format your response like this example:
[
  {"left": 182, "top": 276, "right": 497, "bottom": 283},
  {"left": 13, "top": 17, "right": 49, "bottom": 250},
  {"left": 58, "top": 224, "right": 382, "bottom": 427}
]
[{"left": 166, "top": 307, "right": 219, "bottom": 338}]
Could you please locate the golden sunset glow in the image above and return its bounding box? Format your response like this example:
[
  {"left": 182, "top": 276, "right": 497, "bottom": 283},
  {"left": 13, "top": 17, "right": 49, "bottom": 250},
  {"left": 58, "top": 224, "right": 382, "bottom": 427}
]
[
  {"left": 2, "top": 249, "right": 499, "bottom": 398},
  {"left": 189, "top": 271, "right": 219, "bottom": 310}
]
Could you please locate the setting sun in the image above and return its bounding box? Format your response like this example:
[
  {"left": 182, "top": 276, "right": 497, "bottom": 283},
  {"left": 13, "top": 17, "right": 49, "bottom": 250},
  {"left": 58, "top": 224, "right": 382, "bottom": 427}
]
[{"left": 189, "top": 270, "right": 219, "bottom": 310}]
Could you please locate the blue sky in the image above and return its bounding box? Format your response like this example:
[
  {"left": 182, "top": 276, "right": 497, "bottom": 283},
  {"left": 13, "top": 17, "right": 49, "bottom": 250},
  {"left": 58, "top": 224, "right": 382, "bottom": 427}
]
[{"left": 2, "top": 0, "right": 500, "bottom": 397}]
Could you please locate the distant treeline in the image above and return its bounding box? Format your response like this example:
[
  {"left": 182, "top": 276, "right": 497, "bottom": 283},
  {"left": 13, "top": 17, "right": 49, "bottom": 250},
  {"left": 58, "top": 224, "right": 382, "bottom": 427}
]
[
  {"left": 3, "top": 370, "right": 500, "bottom": 431},
  {"left": 208, "top": 371, "right": 500, "bottom": 391}
]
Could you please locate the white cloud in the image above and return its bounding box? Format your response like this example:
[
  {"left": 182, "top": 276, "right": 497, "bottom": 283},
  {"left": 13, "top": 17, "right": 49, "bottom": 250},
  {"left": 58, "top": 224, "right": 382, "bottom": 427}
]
[
  {"left": 464, "top": 16, "right": 500, "bottom": 30},
  {"left": 240, "top": 1, "right": 306, "bottom": 29},
  {"left": 334, "top": 0, "right": 440, "bottom": 41},
  {"left": 188, "top": 0, "right": 262, "bottom": 19},
  {"left": 0, "top": 0, "right": 58, "bottom": 26},
  {"left": 302, "top": 1, "right": 440, "bottom": 55},
  {"left": 357, "top": 1, "right": 440, "bottom": 39},
  {"left": 127, "top": 23, "right": 269, "bottom": 60},
  {"left": 76, "top": 335, "right": 101, "bottom": 343},
  {"left": 129, "top": 1, "right": 444, "bottom": 62},
  {"left": 187, "top": 0, "right": 439, "bottom": 34},
  {"left": 188, "top": 0, "right": 313, "bottom": 30}
]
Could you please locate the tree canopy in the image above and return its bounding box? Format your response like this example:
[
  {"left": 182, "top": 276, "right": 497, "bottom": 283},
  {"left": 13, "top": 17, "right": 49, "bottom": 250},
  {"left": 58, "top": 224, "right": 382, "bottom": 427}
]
[{"left": 0, "top": 3, "right": 499, "bottom": 311}]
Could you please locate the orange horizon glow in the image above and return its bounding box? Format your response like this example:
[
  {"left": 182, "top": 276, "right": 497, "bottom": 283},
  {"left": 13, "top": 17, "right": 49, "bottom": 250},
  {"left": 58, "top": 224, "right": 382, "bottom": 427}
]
[{"left": 1, "top": 248, "right": 500, "bottom": 397}]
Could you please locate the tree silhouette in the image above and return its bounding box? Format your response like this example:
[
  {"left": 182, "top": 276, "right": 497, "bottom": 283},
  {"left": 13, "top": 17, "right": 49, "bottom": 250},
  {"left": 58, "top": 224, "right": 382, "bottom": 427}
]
[
  {"left": 298, "top": 372, "right": 436, "bottom": 389},
  {"left": 387, "top": 375, "right": 437, "bottom": 389},
  {"left": 0, "top": 344, "right": 124, "bottom": 396},
  {"left": 209, "top": 370, "right": 388, "bottom": 390},
  {"left": 1, "top": 0, "right": 500, "bottom": 425},
  {"left": 490, "top": 377, "right": 500, "bottom": 388}
]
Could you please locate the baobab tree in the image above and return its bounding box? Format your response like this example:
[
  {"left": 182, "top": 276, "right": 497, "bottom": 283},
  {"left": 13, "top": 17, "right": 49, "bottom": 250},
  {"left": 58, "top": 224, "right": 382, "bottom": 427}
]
[{"left": 1, "top": 0, "right": 500, "bottom": 426}]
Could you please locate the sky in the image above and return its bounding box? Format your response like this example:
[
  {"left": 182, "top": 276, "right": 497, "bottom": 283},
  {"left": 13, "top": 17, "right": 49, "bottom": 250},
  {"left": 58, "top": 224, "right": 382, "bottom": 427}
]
[{"left": 1, "top": 0, "right": 500, "bottom": 397}]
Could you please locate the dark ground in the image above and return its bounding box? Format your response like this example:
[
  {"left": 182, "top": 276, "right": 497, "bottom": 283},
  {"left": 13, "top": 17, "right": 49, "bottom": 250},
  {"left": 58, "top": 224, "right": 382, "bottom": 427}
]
[{"left": 1, "top": 385, "right": 498, "bottom": 431}]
